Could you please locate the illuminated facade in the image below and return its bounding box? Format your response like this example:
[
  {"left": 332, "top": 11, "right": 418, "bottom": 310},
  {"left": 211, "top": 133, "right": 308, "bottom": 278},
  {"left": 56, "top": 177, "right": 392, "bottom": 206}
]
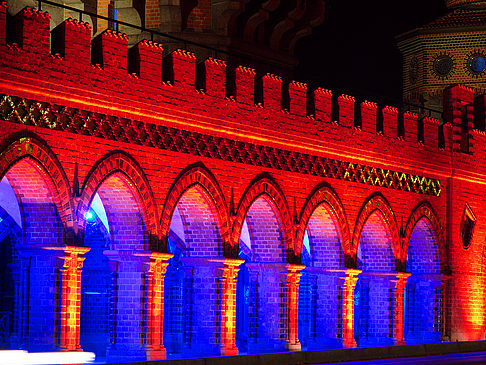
[{"left": 0, "top": 2, "right": 486, "bottom": 364}]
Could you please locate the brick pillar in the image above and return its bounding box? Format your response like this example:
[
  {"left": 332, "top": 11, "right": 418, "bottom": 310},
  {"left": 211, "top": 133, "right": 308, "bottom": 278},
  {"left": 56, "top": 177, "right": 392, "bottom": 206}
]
[
  {"left": 220, "top": 258, "right": 244, "bottom": 356},
  {"left": 341, "top": 268, "right": 361, "bottom": 348},
  {"left": 285, "top": 264, "right": 305, "bottom": 351},
  {"left": 392, "top": 272, "right": 410, "bottom": 345},
  {"left": 441, "top": 274, "right": 451, "bottom": 341},
  {"left": 180, "top": 257, "right": 226, "bottom": 356},
  {"left": 246, "top": 263, "right": 288, "bottom": 353},
  {"left": 59, "top": 246, "right": 90, "bottom": 352},
  {"left": 105, "top": 251, "right": 150, "bottom": 363},
  {"left": 146, "top": 252, "right": 172, "bottom": 361}
]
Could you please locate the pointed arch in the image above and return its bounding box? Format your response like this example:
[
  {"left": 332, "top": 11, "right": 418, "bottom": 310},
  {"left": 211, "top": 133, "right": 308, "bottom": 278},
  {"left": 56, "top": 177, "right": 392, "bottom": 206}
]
[
  {"left": 403, "top": 200, "right": 446, "bottom": 271},
  {"left": 160, "top": 163, "right": 230, "bottom": 253},
  {"left": 233, "top": 174, "right": 293, "bottom": 262},
  {"left": 0, "top": 134, "right": 73, "bottom": 235},
  {"left": 352, "top": 193, "right": 400, "bottom": 266},
  {"left": 296, "top": 183, "right": 350, "bottom": 260},
  {"left": 77, "top": 151, "right": 159, "bottom": 249}
]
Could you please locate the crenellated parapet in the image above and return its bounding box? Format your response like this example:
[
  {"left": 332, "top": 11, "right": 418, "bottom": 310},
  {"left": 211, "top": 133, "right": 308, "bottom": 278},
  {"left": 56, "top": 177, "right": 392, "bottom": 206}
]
[{"left": 1, "top": 5, "right": 486, "bottom": 167}]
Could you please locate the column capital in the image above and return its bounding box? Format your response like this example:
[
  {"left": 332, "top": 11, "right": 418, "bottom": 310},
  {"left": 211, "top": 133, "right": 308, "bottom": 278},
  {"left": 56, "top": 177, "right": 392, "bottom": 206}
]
[
  {"left": 286, "top": 264, "right": 306, "bottom": 273},
  {"left": 223, "top": 258, "right": 245, "bottom": 268},
  {"left": 345, "top": 268, "right": 362, "bottom": 277},
  {"left": 150, "top": 252, "right": 173, "bottom": 262},
  {"left": 392, "top": 272, "right": 411, "bottom": 287}
]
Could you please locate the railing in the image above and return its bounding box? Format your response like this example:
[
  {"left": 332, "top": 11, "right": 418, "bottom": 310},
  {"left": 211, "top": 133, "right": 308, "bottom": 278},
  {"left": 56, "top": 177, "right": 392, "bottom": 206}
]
[
  {"left": 33, "top": 0, "right": 444, "bottom": 121},
  {"left": 36, "top": 0, "right": 233, "bottom": 61}
]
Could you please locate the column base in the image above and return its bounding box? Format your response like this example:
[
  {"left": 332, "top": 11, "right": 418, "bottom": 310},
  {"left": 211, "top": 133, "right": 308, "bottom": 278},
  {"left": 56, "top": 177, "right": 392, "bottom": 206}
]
[
  {"left": 106, "top": 344, "right": 147, "bottom": 363},
  {"left": 394, "top": 339, "right": 407, "bottom": 346},
  {"left": 58, "top": 346, "right": 83, "bottom": 352},
  {"left": 221, "top": 345, "right": 239, "bottom": 356},
  {"left": 343, "top": 337, "right": 357, "bottom": 349},
  {"left": 285, "top": 341, "right": 301, "bottom": 352},
  {"left": 147, "top": 347, "right": 167, "bottom": 361}
]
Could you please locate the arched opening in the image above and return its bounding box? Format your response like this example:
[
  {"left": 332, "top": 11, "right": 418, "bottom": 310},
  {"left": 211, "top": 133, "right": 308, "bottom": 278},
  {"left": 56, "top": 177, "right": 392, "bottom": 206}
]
[
  {"left": 0, "top": 158, "right": 62, "bottom": 352},
  {"left": 405, "top": 218, "right": 441, "bottom": 344},
  {"left": 354, "top": 211, "right": 395, "bottom": 347},
  {"left": 298, "top": 203, "right": 344, "bottom": 350},
  {"left": 163, "top": 186, "right": 223, "bottom": 359},
  {"left": 80, "top": 173, "right": 148, "bottom": 363},
  {"left": 236, "top": 195, "right": 286, "bottom": 354}
]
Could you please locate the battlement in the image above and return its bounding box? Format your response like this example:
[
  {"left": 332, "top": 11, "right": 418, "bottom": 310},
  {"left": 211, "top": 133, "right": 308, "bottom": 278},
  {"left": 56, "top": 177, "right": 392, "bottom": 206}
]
[{"left": 1, "top": 5, "right": 486, "bottom": 161}]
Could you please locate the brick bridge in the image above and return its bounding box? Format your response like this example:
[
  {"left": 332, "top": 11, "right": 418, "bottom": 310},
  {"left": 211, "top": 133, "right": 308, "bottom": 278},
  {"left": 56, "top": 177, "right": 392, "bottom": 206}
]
[{"left": 1, "top": 4, "right": 486, "bottom": 363}]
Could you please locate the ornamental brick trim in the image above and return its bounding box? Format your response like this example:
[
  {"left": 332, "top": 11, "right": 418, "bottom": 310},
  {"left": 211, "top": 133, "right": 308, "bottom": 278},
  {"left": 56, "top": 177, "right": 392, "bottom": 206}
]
[
  {"left": 351, "top": 193, "right": 401, "bottom": 268},
  {"left": 77, "top": 151, "right": 160, "bottom": 249},
  {"left": 0, "top": 135, "right": 74, "bottom": 231},
  {"left": 0, "top": 94, "right": 442, "bottom": 197},
  {"left": 232, "top": 176, "right": 293, "bottom": 262},
  {"left": 160, "top": 164, "right": 231, "bottom": 254},
  {"left": 296, "top": 184, "right": 351, "bottom": 260},
  {"left": 403, "top": 200, "right": 446, "bottom": 272}
]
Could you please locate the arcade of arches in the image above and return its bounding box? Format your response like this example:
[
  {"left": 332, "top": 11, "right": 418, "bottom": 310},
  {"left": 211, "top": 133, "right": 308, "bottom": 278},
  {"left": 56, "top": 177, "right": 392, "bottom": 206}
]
[{"left": 0, "top": 146, "right": 446, "bottom": 362}]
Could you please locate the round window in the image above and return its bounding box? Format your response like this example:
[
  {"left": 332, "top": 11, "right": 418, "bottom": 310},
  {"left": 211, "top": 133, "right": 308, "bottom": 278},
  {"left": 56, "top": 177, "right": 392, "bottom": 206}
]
[
  {"left": 433, "top": 55, "right": 453, "bottom": 77},
  {"left": 468, "top": 54, "right": 486, "bottom": 74}
]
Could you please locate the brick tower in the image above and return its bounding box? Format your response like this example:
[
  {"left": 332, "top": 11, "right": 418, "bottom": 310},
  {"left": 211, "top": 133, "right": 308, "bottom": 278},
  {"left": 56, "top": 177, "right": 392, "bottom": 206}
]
[{"left": 397, "top": 0, "right": 486, "bottom": 117}]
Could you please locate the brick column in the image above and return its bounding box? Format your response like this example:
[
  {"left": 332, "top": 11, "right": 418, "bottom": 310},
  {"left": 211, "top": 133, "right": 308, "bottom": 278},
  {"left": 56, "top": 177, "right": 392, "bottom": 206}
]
[
  {"left": 285, "top": 264, "right": 305, "bottom": 351},
  {"left": 182, "top": 264, "right": 194, "bottom": 351},
  {"left": 59, "top": 246, "right": 90, "bottom": 351},
  {"left": 146, "top": 252, "right": 172, "bottom": 360},
  {"left": 440, "top": 274, "right": 451, "bottom": 341},
  {"left": 392, "top": 272, "right": 411, "bottom": 345},
  {"left": 341, "top": 268, "right": 361, "bottom": 348},
  {"left": 220, "top": 258, "right": 244, "bottom": 356},
  {"left": 104, "top": 250, "right": 151, "bottom": 363},
  {"left": 180, "top": 257, "right": 227, "bottom": 356}
]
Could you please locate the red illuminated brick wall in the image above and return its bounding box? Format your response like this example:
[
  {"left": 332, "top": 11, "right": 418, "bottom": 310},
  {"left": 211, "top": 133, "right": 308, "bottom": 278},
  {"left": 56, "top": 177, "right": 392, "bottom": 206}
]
[{"left": 1, "top": 4, "right": 486, "bottom": 352}]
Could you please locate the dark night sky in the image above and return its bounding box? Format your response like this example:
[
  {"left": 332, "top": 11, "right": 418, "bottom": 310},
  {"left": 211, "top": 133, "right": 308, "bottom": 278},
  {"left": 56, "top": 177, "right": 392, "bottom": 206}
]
[{"left": 295, "top": 0, "right": 448, "bottom": 107}]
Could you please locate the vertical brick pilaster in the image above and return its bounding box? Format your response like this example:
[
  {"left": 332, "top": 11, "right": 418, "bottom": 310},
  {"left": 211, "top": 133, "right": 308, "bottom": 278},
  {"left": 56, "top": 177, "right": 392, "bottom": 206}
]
[
  {"left": 342, "top": 268, "right": 361, "bottom": 348},
  {"left": 383, "top": 106, "right": 399, "bottom": 138},
  {"left": 51, "top": 19, "right": 91, "bottom": 67},
  {"left": 314, "top": 88, "right": 332, "bottom": 123},
  {"left": 443, "top": 85, "right": 475, "bottom": 153},
  {"left": 423, "top": 117, "right": 440, "bottom": 148},
  {"left": 392, "top": 272, "right": 410, "bottom": 345},
  {"left": 130, "top": 40, "right": 163, "bottom": 83},
  {"left": 59, "top": 246, "right": 90, "bottom": 352},
  {"left": 235, "top": 66, "right": 255, "bottom": 105},
  {"left": 220, "top": 259, "right": 244, "bottom": 356},
  {"left": 204, "top": 58, "right": 227, "bottom": 98},
  {"left": 91, "top": 29, "right": 128, "bottom": 75},
  {"left": 166, "top": 49, "right": 196, "bottom": 89},
  {"left": 285, "top": 264, "right": 305, "bottom": 351},
  {"left": 262, "top": 73, "right": 282, "bottom": 112},
  {"left": 146, "top": 252, "right": 172, "bottom": 361},
  {"left": 361, "top": 101, "right": 378, "bottom": 133},
  {"left": 441, "top": 275, "right": 451, "bottom": 341},
  {"left": 289, "top": 81, "right": 307, "bottom": 117},
  {"left": 403, "top": 111, "right": 418, "bottom": 143},
  {"left": 337, "top": 95, "right": 355, "bottom": 128},
  {"left": 15, "top": 7, "right": 50, "bottom": 55}
]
